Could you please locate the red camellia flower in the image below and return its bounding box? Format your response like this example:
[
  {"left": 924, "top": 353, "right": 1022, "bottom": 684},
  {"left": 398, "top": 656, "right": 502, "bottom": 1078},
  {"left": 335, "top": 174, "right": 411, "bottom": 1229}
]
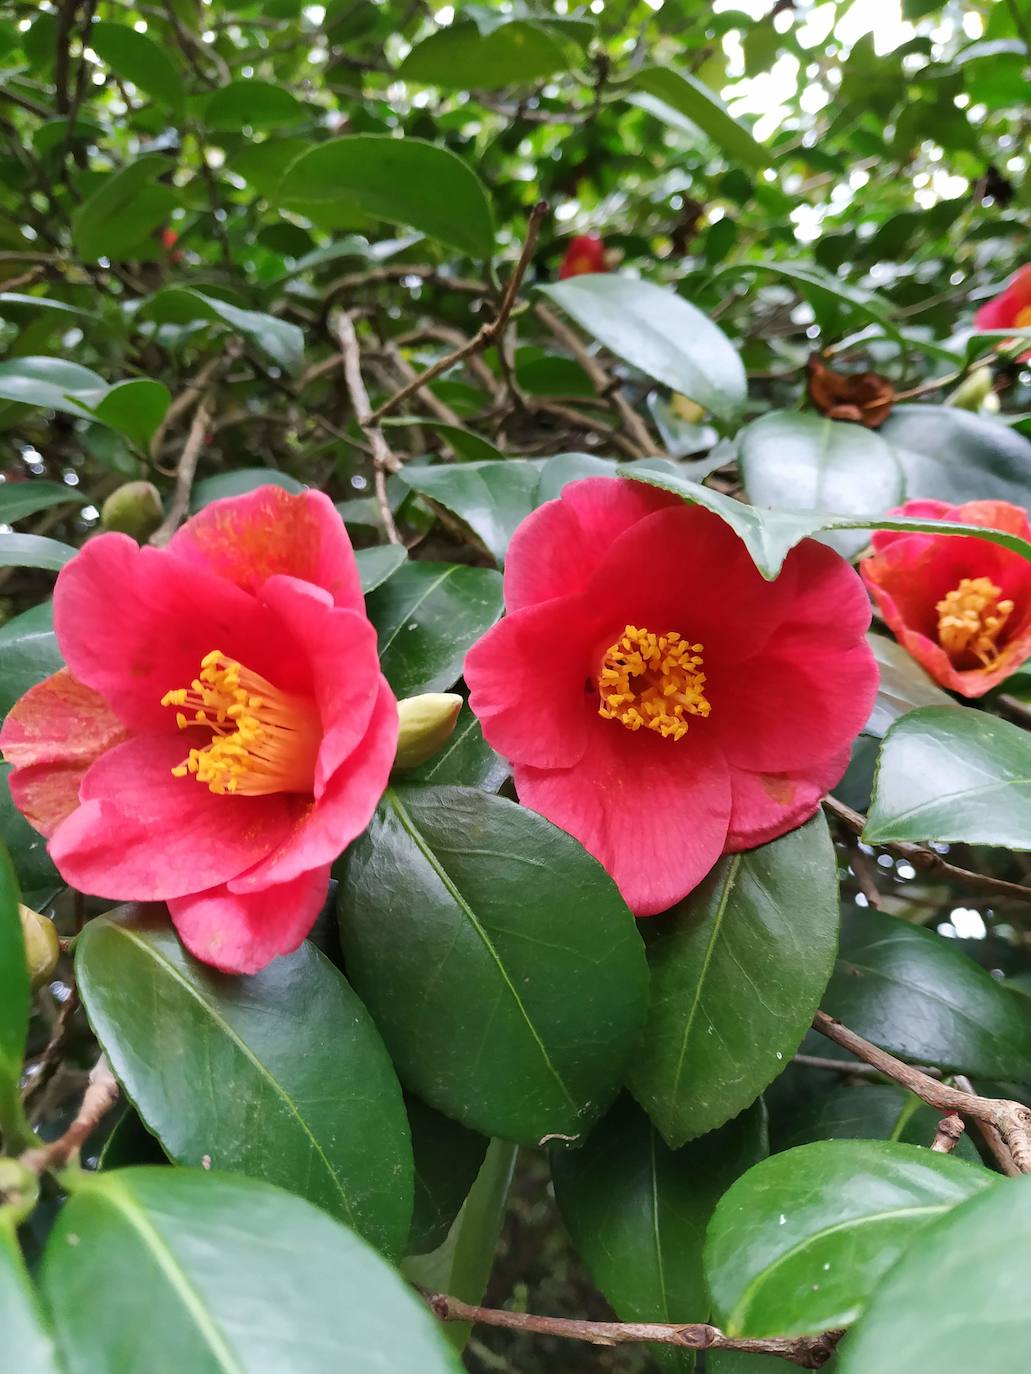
[
  {"left": 465, "top": 477, "right": 877, "bottom": 916},
  {"left": 558, "top": 234, "right": 607, "bottom": 279},
  {"left": 974, "top": 265, "right": 1031, "bottom": 360},
  {"left": 0, "top": 486, "right": 397, "bottom": 974},
  {"left": 860, "top": 498, "right": 1031, "bottom": 697}
]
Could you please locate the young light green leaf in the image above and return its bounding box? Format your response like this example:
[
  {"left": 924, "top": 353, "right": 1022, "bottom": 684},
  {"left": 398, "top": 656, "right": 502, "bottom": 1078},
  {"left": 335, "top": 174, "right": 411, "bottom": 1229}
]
[{"left": 90, "top": 21, "right": 184, "bottom": 113}]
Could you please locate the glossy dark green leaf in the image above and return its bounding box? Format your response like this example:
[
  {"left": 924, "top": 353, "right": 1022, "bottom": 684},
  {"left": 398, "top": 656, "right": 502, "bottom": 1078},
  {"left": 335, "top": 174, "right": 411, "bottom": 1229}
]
[
  {"left": 0, "top": 480, "right": 84, "bottom": 524},
  {"left": 339, "top": 785, "right": 649, "bottom": 1144},
  {"left": 621, "top": 467, "right": 1031, "bottom": 580},
  {"left": 630, "top": 816, "right": 839, "bottom": 1148},
  {"left": 0, "top": 1214, "right": 58, "bottom": 1373},
  {"left": 71, "top": 155, "right": 178, "bottom": 261},
  {"left": 97, "top": 1105, "right": 169, "bottom": 1171},
  {"left": 629, "top": 66, "right": 769, "bottom": 170},
  {"left": 704, "top": 1140, "right": 993, "bottom": 1337},
  {"left": 382, "top": 420, "right": 504, "bottom": 464},
  {"left": 837, "top": 1174, "right": 1031, "bottom": 1373},
  {"left": 0, "top": 603, "right": 61, "bottom": 720},
  {"left": 740, "top": 412, "right": 904, "bottom": 558},
  {"left": 76, "top": 907, "right": 413, "bottom": 1257},
  {"left": 866, "top": 706, "right": 1031, "bottom": 847},
  {"left": 143, "top": 289, "right": 304, "bottom": 375},
  {"left": 399, "top": 460, "right": 541, "bottom": 565},
  {"left": 776, "top": 1080, "right": 982, "bottom": 1164},
  {"left": 539, "top": 276, "right": 746, "bottom": 423},
  {"left": 355, "top": 544, "right": 407, "bottom": 594},
  {"left": 824, "top": 906, "right": 1031, "bottom": 1083},
  {"left": 41, "top": 1168, "right": 462, "bottom": 1374},
  {"left": 205, "top": 79, "right": 303, "bottom": 131},
  {"left": 881, "top": 404, "right": 1031, "bottom": 506},
  {"left": 280, "top": 137, "right": 494, "bottom": 260},
  {"left": 865, "top": 635, "right": 952, "bottom": 737},
  {"left": 405, "top": 704, "right": 508, "bottom": 792},
  {"left": 0, "top": 844, "right": 29, "bottom": 1148},
  {"left": 553, "top": 1096, "right": 767, "bottom": 1367},
  {"left": 0, "top": 535, "right": 75, "bottom": 573},
  {"left": 406, "top": 1095, "right": 488, "bottom": 1256},
  {"left": 366, "top": 561, "right": 503, "bottom": 698},
  {"left": 189, "top": 468, "right": 304, "bottom": 510},
  {"left": 90, "top": 21, "right": 184, "bottom": 113}
]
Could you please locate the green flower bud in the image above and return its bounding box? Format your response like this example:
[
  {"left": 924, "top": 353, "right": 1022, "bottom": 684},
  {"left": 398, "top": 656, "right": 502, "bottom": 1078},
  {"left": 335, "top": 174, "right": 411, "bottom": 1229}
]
[
  {"left": 101, "top": 481, "right": 164, "bottom": 540},
  {"left": 20, "top": 904, "right": 59, "bottom": 991},
  {"left": 947, "top": 366, "right": 994, "bottom": 412},
  {"left": 0, "top": 1159, "right": 39, "bottom": 1223},
  {"left": 394, "top": 693, "right": 462, "bottom": 770}
]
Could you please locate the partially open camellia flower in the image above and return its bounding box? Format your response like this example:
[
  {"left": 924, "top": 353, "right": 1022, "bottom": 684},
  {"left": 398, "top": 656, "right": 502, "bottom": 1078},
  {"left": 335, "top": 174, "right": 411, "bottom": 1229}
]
[
  {"left": 974, "top": 265, "right": 1031, "bottom": 360},
  {"left": 861, "top": 498, "right": 1031, "bottom": 698},
  {"left": 558, "top": 234, "right": 607, "bottom": 280},
  {"left": 0, "top": 486, "right": 397, "bottom": 974},
  {"left": 465, "top": 477, "right": 877, "bottom": 916}
]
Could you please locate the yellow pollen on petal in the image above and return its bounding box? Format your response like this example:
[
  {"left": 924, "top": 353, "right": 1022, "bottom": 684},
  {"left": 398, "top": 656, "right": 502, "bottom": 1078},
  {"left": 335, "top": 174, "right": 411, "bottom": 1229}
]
[
  {"left": 160, "top": 650, "right": 320, "bottom": 796},
  {"left": 1015, "top": 306, "right": 1031, "bottom": 328},
  {"left": 936, "top": 577, "right": 1015, "bottom": 670},
  {"left": 597, "top": 625, "right": 711, "bottom": 742}
]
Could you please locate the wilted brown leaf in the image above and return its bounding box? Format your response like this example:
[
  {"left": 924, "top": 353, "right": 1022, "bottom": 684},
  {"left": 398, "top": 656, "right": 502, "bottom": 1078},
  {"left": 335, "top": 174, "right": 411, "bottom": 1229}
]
[{"left": 806, "top": 354, "right": 895, "bottom": 428}]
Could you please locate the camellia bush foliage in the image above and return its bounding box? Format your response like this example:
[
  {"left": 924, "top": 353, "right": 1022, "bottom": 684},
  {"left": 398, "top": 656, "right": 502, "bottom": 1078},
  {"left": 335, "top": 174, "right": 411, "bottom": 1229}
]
[{"left": 2, "top": 0, "right": 1031, "bottom": 1369}]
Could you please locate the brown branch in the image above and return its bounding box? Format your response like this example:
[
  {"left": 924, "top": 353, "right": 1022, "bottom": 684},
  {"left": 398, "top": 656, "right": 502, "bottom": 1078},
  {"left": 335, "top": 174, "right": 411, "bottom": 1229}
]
[
  {"left": 930, "top": 1113, "right": 965, "bottom": 1154},
  {"left": 813, "top": 1010, "right": 1031, "bottom": 1173},
  {"left": 20, "top": 1057, "right": 119, "bottom": 1176},
  {"left": 793, "top": 1052, "right": 943, "bottom": 1080},
  {"left": 331, "top": 310, "right": 402, "bottom": 545},
  {"left": 322, "top": 264, "right": 487, "bottom": 311},
  {"left": 368, "top": 202, "right": 548, "bottom": 426},
  {"left": 149, "top": 389, "right": 215, "bottom": 547},
  {"left": 824, "top": 795, "right": 1031, "bottom": 904},
  {"left": 23, "top": 987, "right": 79, "bottom": 1111},
  {"left": 423, "top": 1293, "right": 841, "bottom": 1368},
  {"left": 952, "top": 1074, "right": 1021, "bottom": 1178}
]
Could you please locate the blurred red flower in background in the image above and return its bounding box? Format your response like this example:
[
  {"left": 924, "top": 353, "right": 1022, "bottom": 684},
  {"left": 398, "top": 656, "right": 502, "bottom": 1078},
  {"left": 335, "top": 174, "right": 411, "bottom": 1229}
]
[{"left": 558, "top": 234, "right": 607, "bottom": 279}]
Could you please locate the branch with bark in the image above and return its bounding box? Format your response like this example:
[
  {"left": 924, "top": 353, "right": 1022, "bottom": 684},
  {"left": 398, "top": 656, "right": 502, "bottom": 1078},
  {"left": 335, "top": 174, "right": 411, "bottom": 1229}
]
[{"left": 20, "top": 1057, "right": 120, "bottom": 1177}]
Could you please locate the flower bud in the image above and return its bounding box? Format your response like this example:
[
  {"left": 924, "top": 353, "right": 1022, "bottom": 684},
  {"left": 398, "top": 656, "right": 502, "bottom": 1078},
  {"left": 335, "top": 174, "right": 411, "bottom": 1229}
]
[
  {"left": 0, "top": 1159, "right": 39, "bottom": 1222},
  {"left": 394, "top": 693, "right": 462, "bottom": 770},
  {"left": 19, "top": 904, "right": 59, "bottom": 991},
  {"left": 947, "top": 366, "right": 994, "bottom": 412},
  {"left": 101, "top": 481, "right": 164, "bottom": 540}
]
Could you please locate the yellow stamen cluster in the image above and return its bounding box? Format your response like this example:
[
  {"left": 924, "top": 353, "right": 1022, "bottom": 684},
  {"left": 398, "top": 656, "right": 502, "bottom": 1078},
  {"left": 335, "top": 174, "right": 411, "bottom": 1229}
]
[
  {"left": 936, "top": 577, "right": 1014, "bottom": 669},
  {"left": 598, "top": 625, "right": 710, "bottom": 741},
  {"left": 161, "top": 650, "right": 320, "bottom": 796}
]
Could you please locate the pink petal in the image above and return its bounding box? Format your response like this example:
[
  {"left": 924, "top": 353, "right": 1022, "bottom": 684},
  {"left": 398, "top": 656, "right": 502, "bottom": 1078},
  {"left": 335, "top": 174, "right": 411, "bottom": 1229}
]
[
  {"left": 724, "top": 744, "right": 851, "bottom": 853},
  {"left": 54, "top": 534, "right": 295, "bottom": 732},
  {"left": 869, "top": 501, "right": 954, "bottom": 555},
  {"left": 230, "top": 677, "right": 397, "bottom": 892},
  {"left": 48, "top": 733, "right": 305, "bottom": 900},
  {"left": 168, "top": 864, "right": 332, "bottom": 975},
  {"left": 515, "top": 715, "right": 731, "bottom": 917},
  {"left": 170, "top": 486, "right": 364, "bottom": 611},
  {"left": 0, "top": 670, "right": 130, "bottom": 836},
  {"left": 505, "top": 476, "right": 680, "bottom": 612}
]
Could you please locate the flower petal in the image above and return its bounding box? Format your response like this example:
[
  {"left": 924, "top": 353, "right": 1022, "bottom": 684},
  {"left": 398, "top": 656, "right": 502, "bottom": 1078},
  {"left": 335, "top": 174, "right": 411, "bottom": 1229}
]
[
  {"left": 170, "top": 486, "right": 364, "bottom": 610},
  {"left": 515, "top": 716, "right": 731, "bottom": 917},
  {"left": 168, "top": 865, "right": 331, "bottom": 975},
  {"left": 230, "top": 677, "right": 397, "bottom": 892},
  {"left": 724, "top": 744, "right": 851, "bottom": 853},
  {"left": 48, "top": 733, "right": 304, "bottom": 900},
  {"left": 505, "top": 476, "right": 680, "bottom": 612},
  {"left": 54, "top": 534, "right": 294, "bottom": 732},
  {"left": 0, "top": 670, "right": 130, "bottom": 836}
]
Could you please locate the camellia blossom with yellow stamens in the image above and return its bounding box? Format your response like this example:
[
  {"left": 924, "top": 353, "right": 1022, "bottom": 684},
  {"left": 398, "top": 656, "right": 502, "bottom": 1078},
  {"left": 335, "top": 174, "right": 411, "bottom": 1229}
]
[
  {"left": 464, "top": 476, "right": 877, "bottom": 916},
  {"left": 974, "top": 264, "right": 1031, "bottom": 362},
  {"left": 861, "top": 498, "right": 1031, "bottom": 699},
  {"left": 0, "top": 486, "right": 398, "bottom": 974}
]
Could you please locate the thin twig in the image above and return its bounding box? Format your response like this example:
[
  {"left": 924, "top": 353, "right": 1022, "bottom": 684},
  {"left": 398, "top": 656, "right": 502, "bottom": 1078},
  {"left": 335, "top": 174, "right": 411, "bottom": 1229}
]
[
  {"left": 813, "top": 1010, "right": 1031, "bottom": 1173},
  {"left": 792, "top": 1053, "right": 944, "bottom": 1080},
  {"left": 331, "top": 310, "right": 402, "bottom": 545},
  {"left": 930, "top": 1113, "right": 965, "bottom": 1153},
  {"left": 22, "top": 988, "right": 79, "bottom": 1110},
  {"left": 20, "top": 1057, "right": 119, "bottom": 1176},
  {"left": 368, "top": 203, "right": 548, "bottom": 426},
  {"left": 149, "top": 389, "right": 215, "bottom": 547},
  {"left": 953, "top": 1074, "right": 1021, "bottom": 1178},
  {"left": 423, "top": 1293, "right": 842, "bottom": 1368}
]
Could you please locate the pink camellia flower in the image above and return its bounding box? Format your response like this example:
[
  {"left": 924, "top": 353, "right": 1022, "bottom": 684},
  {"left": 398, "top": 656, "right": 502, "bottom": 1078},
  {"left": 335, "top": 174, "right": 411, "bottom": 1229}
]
[
  {"left": 0, "top": 486, "right": 397, "bottom": 974},
  {"left": 558, "top": 235, "right": 607, "bottom": 280},
  {"left": 860, "top": 498, "right": 1031, "bottom": 698},
  {"left": 974, "top": 265, "right": 1031, "bottom": 360},
  {"left": 465, "top": 477, "right": 877, "bottom": 916}
]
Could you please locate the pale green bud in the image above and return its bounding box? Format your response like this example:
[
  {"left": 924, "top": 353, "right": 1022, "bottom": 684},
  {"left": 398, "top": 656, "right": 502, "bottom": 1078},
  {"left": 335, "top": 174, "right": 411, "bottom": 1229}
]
[
  {"left": 101, "top": 481, "right": 164, "bottom": 540},
  {"left": 20, "top": 904, "right": 59, "bottom": 991},
  {"left": 947, "top": 366, "right": 994, "bottom": 412},
  {"left": 394, "top": 693, "right": 462, "bottom": 770}
]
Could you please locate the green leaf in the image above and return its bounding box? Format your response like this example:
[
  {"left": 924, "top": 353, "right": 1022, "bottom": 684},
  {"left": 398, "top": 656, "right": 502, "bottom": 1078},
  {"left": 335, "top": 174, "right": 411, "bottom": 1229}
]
[
  {"left": 865, "top": 635, "right": 953, "bottom": 738},
  {"left": 0, "top": 844, "right": 30, "bottom": 1149},
  {"left": 190, "top": 468, "right": 304, "bottom": 511},
  {"left": 231, "top": 137, "right": 310, "bottom": 198},
  {"left": 823, "top": 906, "right": 1031, "bottom": 1083},
  {"left": 740, "top": 412, "right": 904, "bottom": 559},
  {"left": 837, "top": 1175, "right": 1031, "bottom": 1373},
  {"left": 400, "top": 19, "right": 571, "bottom": 90},
  {"left": 552, "top": 1096, "right": 767, "bottom": 1366},
  {"left": 0, "top": 764, "right": 61, "bottom": 898},
  {"left": 71, "top": 154, "right": 178, "bottom": 261},
  {"left": 0, "top": 603, "right": 61, "bottom": 720},
  {"left": 0, "top": 480, "right": 84, "bottom": 524},
  {"left": 629, "top": 816, "right": 840, "bottom": 1148},
  {"left": 405, "top": 704, "right": 508, "bottom": 792},
  {"left": 406, "top": 1095, "right": 488, "bottom": 1256},
  {"left": 539, "top": 276, "right": 746, "bottom": 423},
  {"left": 399, "top": 460, "right": 541, "bottom": 565},
  {"left": 628, "top": 66, "right": 769, "bottom": 170},
  {"left": 713, "top": 260, "right": 898, "bottom": 338},
  {"left": 880, "top": 404, "right": 1031, "bottom": 506},
  {"left": 366, "top": 561, "right": 503, "bottom": 698},
  {"left": 866, "top": 706, "right": 1031, "bottom": 847},
  {"left": 41, "top": 1168, "right": 462, "bottom": 1374},
  {"left": 704, "top": 1140, "right": 993, "bottom": 1338},
  {"left": 0, "top": 292, "right": 98, "bottom": 323},
  {"left": 620, "top": 468, "right": 1031, "bottom": 580},
  {"left": 355, "top": 544, "right": 407, "bottom": 594},
  {"left": 280, "top": 136, "right": 495, "bottom": 260},
  {"left": 0, "top": 1215, "right": 59, "bottom": 1373},
  {"left": 381, "top": 418, "right": 505, "bottom": 464},
  {"left": 0, "top": 535, "right": 76, "bottom": 573},
  {"left": 90, "top": 21, "right": 184, "bottom": 113},
  {"left": 205, "top": 79, "right": 303, "bottom": 132},
  {"left": 76, "top": 907, "right": 413, "bottom": 1258},
  {"left": 87, "top": 378, "right": 170, "bottom": 450},
  {"left": 339, "top": 785, "right": 649, "bottom": 1144},
  {"left": 143, "top": 289, "right": 304, "bottom": 376},
  {"left": 0, "top": 357, "right": 107, "bottom": 417}
]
